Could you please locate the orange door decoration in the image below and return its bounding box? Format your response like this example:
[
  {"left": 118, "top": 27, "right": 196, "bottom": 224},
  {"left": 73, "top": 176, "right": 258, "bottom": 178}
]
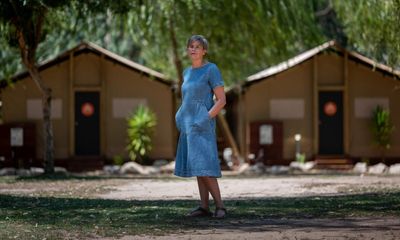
[
  {"left": 81, "top": 102, "right": 95, "bottom": 117},
  {"left": 324, "top": 101, "right": 337, "bottom": 116}
]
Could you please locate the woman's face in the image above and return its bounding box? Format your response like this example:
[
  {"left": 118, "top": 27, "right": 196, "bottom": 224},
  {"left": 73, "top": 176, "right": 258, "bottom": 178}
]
[{"left": 187, "top": 40, "right": 206, "bottom": 62}]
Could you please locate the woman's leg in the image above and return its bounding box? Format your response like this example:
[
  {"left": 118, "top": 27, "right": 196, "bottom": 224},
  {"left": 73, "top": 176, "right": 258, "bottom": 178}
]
[
  {"left": 197, "top": 176, "right": 210, "bottom": 209},
  {"left": 199, "top": 177, "right": 224, "bottom": 208}
]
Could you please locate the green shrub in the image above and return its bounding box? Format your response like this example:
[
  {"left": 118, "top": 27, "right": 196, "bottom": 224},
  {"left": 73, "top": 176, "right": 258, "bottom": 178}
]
[
  {"left": 361, "top": 157, "right": 370, "bottom": 165},
  {"left": 126, "top": 105, "right": 157, "bottom": 164},
  {"left": 296, "top": 153, "right": 306, "bottom": 164},
  {"left": 112, "top": 155, "right": 124, "bottom": 166},
  {"left": 371, "top": 105, "right": 395, "bottom": 162}
]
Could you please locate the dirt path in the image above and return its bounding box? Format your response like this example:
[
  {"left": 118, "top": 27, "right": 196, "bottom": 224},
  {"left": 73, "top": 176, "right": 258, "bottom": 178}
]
[
  {"left": 97, "top": 217, "right": 400, "bottom": 240},
  {"left": 2, "top": 174, "right": 400, "bottom": 239},
  {"left": 1, "top": 174, "right": 399, "bottom": 200},
  {"left": 98, "top": 175, "right": 400, "bottom": 200},
  {"left": 94, "top": 175, "right": 400, "bottom": 240}
]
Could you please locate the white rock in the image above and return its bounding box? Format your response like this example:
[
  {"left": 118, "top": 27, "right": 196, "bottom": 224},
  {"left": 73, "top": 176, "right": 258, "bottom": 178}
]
[
  {"left": 30, "top": 167, "right": 44, "bottom": 175},
  {"left": 0, "top": 167, "right": 16, "bottom": 176},
  {"left": 16, "top": 169, "right": 31, "bottom": 176},
  {"left": 54, "top": 167, "right": 68, "bottom": 173},
  {"left": 248, "top": 163, "right": 265, "bottom": 174},
  {"left": 159, "top": 161, "right": 175, "bottom": 174},
  {"left": 388, "top": 164, "right": 400, "bottom": 174},
  {"left": 302, "top": 161, "right": 316, "bottom": 171},
  {"left": 103, "top": 165, "right": 121, "bottom": 174},
  {"left": 236, "top": 163, "right": 250, "bottom": 174},
  {"left": 268, "top": 165, "right": 290, "bottom": 174},
  {"left": 289, "top": 161, "right": 302, "bottom": 169},
  {"left": 368, "top": 163, "right": 388, "bottom": 174},
  {"left": 289, "top": 161, "right": 315, "bottom": 171},
  {"left": 153, "top": 159, "right": 169, "bottom": 167},
  {"left": 120, "top": 161, "right": 149, "bottom": 175},
  {"left": 144, "top": 166, "right": 160, "bottom": 174},
  {"left": 353, "top": 162, "right": 368, "bottom": 173}
]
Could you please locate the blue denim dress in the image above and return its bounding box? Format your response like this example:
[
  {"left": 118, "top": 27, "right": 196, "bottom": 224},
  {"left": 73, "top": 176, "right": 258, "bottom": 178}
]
[{"left": 174, "top": 62, "right": 224, "bottom": 177}]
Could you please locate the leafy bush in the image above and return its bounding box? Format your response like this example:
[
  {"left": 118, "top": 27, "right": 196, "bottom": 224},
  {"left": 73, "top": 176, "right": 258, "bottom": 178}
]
[
  {"left": 126, "top": 105, "right": 157, "bottom": 164},
  {"left": 371, "top": 105, "right": 395, "bottom": 162},
  {"left": 296, "top": 153, "right": 306, "bottom": 164},
  {"left": 112, "top": 155, "right": 124, "bottom": 166}
]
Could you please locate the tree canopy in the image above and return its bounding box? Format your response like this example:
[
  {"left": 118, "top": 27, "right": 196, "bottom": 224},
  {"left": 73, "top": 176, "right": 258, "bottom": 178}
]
[
  {"left": 1, "top": 0, "right": 399, "bottom": 86},
  {"left": 1, "top": 0, "right": 398, "bottom": 173},
  {"left": 333, "top": 0, "right": 400, "bottom": 70}
]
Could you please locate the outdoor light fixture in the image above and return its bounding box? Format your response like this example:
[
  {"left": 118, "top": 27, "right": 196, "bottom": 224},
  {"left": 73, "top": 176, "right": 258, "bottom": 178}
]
[{"left": 294, "top": 134, "right": 302, "bottom": 142}]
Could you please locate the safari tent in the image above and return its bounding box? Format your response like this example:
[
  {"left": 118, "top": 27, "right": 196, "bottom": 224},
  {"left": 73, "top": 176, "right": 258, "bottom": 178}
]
[
  {"left": 0, "top": 42, "right": 175, "bottom": 170},
  {"left": 227, "top": 41, "right": 400, "bottom": 167}
]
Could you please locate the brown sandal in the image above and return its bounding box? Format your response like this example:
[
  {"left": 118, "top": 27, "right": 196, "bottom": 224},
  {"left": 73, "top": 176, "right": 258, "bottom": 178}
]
[
  {"left": 186, "top": 206, "right": 212, "bottom": 217},
  {"left": 213, "top": 207, "right": 227, "bottom": 219}
]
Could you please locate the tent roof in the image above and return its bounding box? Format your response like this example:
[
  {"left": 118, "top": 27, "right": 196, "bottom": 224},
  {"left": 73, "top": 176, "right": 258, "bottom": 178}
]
[
  {"left": 244, "top": 40, "right": 400, "bottom": 88},
  {"left": 1, "top": 41, "right": 172, "bottom": 89}
]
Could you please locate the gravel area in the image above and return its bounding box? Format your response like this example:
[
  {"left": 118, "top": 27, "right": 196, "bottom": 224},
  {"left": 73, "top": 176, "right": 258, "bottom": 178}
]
[
  {"left": 1, "top": 174, "right": 399, "bottom": 200},
  {"left": 98, "top": 175, "right": 400, "bottom": 200}
]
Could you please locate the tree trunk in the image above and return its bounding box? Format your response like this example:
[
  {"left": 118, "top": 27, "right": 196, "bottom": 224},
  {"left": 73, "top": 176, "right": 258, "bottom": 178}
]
[
  {"left": 27, "top": 66, "right": 55, "bottom": 174},
  {"left": 168, "top": 11, "right": 184, "bottom": 147},
  {"left": 17, "top": 26, "right": 55, "bottom": 174},
  {"left": 168, "top": 15, "right": 183, "bottom": 99}
]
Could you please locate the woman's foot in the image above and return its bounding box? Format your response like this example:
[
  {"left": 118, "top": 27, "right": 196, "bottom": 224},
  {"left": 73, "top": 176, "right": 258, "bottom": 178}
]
[
  {"left": 186, "top": 206, "right": 212, "bottom": 217},
  {"left": 213, "top": 207, "right": 227, "bottom": 219}
]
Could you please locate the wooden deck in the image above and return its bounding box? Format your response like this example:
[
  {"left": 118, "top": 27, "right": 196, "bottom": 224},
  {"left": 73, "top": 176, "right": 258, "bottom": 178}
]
[{"left": 314, "top": 155, "right": 353, "bottom": 170}]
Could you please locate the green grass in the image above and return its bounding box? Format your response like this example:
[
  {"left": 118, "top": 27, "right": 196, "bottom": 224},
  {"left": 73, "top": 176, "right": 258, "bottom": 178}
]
[{"left": 1, "top": 191, "right": 399, "bottom": 239}]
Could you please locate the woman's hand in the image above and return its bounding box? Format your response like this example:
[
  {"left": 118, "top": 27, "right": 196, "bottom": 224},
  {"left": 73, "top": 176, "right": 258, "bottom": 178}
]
[{"left": 208, "top": 86, "right": 226, "bottom": 118}]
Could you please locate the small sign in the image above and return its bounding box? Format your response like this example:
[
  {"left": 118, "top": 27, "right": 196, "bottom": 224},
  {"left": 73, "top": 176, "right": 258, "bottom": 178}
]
[
  {"left": 259, "top": 124, "right": 273, "bottom": 145},
  {"left": 10, "top": 128, "right": 23, "bottom": 147}
]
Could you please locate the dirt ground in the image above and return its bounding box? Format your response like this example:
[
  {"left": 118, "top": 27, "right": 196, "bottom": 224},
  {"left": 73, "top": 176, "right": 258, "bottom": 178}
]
[
  {"left": 98, "top": 174, "right": 400, "bottom": 200},
  {"left": 96, "top": 175, "right": 400, "bottom": 240},
  {"left": 1, "top": 174, "right": 400, "bottom": 239},
  {"left": 2, "top": 174, "right": 399, "bottom": 200},
  {"left": 102, "top": 217, "right": 400, "bottom": 240}
]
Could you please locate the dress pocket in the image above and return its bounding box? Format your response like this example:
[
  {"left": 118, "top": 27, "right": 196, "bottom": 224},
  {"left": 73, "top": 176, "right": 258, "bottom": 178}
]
[{"left": 191, "top": 105, "right": 211, "bottom": 132}]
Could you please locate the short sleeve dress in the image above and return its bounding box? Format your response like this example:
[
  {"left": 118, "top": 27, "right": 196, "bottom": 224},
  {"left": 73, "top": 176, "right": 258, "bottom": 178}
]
[{"left": 174, "top": 62, "right": 224, "bottom": 178}]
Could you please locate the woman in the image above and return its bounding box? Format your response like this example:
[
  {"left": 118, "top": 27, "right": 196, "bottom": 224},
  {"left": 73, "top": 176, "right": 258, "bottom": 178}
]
[{"left": 175, "top": 35, "right": 227, "bottom": 218}]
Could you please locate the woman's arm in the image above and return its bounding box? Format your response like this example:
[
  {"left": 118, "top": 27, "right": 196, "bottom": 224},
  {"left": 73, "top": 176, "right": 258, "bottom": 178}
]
[{"left": 208, "top": 86, "right": 226, "bottom": 118}]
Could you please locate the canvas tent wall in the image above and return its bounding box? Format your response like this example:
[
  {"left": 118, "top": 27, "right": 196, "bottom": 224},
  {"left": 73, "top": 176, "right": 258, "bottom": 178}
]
[
  {"left": 228, "top": 41, "right": 400, "bottom": 164},
  {"left": 0, "top": 42, "right": 175, "bottom": 169}
]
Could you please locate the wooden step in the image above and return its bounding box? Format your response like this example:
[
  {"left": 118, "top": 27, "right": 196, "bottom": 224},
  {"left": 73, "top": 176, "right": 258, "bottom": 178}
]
[
  {"left": 315, "top": 155, "right": 347, "bottom": 159},
  {"left": 67, "top": 156, "right": 104, "bottom": 172},
  {"left": 314, "top": 164, "right": 354, "bottom": 170},
  {"left": 315, "top": 159, "right": 353, "bottom": 165},
  {"left": 314, "top": 156, "right": 353, "bottom": 170}
]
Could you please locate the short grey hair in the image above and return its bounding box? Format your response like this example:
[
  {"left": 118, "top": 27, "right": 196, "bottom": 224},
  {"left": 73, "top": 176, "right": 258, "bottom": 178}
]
[{"left": 187, "top": 35, "right": 208, "bottom": 50}]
